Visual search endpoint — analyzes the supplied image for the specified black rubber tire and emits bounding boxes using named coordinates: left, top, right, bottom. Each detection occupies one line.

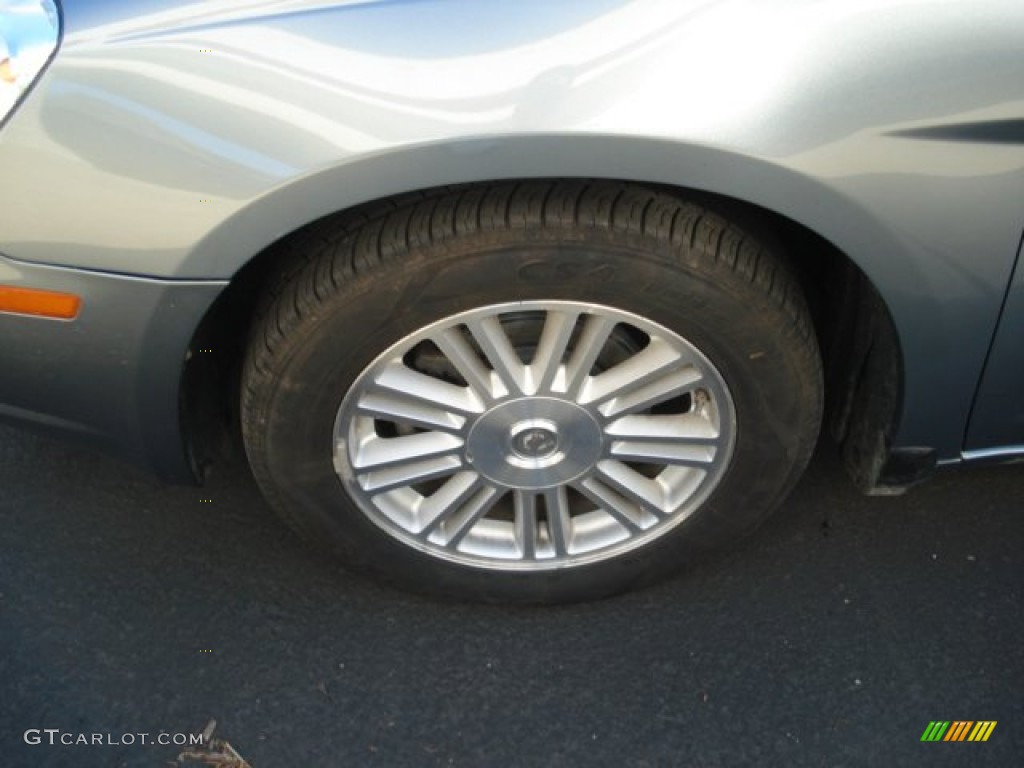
left=240, top=181, right=822, bottom=603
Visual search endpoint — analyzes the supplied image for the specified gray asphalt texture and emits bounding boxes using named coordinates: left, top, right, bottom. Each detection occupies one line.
left=0, top=425, right=1021, bottom=768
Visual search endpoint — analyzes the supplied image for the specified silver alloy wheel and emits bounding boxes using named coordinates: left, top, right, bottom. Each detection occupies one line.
left=332, top=301, right=736, bottom=571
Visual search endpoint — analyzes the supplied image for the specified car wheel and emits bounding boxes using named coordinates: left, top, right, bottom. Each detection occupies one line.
left=240, top=181, right=822, bottom=602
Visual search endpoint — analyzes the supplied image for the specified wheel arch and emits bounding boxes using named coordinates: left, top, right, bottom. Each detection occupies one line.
left=181, top=135, right=915, bottom=293
left=180, top=139, right=911, bottom=489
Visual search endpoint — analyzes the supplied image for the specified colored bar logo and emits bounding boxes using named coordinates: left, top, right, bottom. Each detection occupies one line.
left=921, top=721, right=997, bottom=742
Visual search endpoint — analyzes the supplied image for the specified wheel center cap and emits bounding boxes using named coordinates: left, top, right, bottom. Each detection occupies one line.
left=510, top=420, right=559, bottom=459
left=466, top=398, right=603, bottom=490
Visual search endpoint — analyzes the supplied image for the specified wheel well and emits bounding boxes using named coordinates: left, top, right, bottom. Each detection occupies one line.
left=181, top=179, right=905, bottom=490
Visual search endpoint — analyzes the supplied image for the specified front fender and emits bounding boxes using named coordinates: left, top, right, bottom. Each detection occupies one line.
left=0, top=0, right=1021, bottom=462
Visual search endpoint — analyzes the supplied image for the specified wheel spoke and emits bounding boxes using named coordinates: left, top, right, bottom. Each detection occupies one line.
left=357, top=391, right=466, bottom=433
left=352, top=431, right=463, bottom=471
left=466, top=316, right=527, bottom=396
left=606, top=413, right=718, bottom=467
left=606, top=413, right=719, bottom=441
left=358, top=455, right=464, bottom=493
left=528, top=310, right=579, bottom=395
left=564, top=314, right=618, bottom=397
left=592, top=460, right=667, bottom=517
left=573, top=477, right=646, bottom=532
left=598, top=366, right=702, bottom=418
left=431, top=327, right=497, bottom=400
left=608, top=441, right=714, bottom=468
left=418, top=471, right=485, bottom=534
left=581, top=339, right=698, bottom=416
left=513, top=490, right=538, bottom=559
left=374, top=360, right=484, bottom=415
left=543, top=486, right=572, bottom=556
left=439, top=484, right=507, bottom=548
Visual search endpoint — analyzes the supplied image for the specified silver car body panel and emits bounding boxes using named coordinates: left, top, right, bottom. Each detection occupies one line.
left=967, top=232, right=1024, bottom=452
left=0, top=0, right=1022, bottom=475
left=0, top=252, right=224, bottom=478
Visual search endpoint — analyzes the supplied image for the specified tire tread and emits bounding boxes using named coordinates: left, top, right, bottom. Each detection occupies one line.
left=240, top=180, right=823, bottom=597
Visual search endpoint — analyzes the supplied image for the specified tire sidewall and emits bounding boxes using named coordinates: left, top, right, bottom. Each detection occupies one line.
left=248, top=232, right=818, bottom=602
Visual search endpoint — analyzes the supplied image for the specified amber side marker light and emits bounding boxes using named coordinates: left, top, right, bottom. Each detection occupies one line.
left=0, top=286, right=81, bottom=319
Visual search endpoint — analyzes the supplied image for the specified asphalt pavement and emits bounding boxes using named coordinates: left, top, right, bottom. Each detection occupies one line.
left=1, top=425, right=1021, bottom=767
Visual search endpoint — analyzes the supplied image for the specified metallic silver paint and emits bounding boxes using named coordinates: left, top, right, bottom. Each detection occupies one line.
left=0, top=0, right=1022, bottom=472
left=0, top=251, right=225, bottom=480
left=961, top=446, right=1024, bottom=463
left=966, top=233, right=1024, bottom=452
